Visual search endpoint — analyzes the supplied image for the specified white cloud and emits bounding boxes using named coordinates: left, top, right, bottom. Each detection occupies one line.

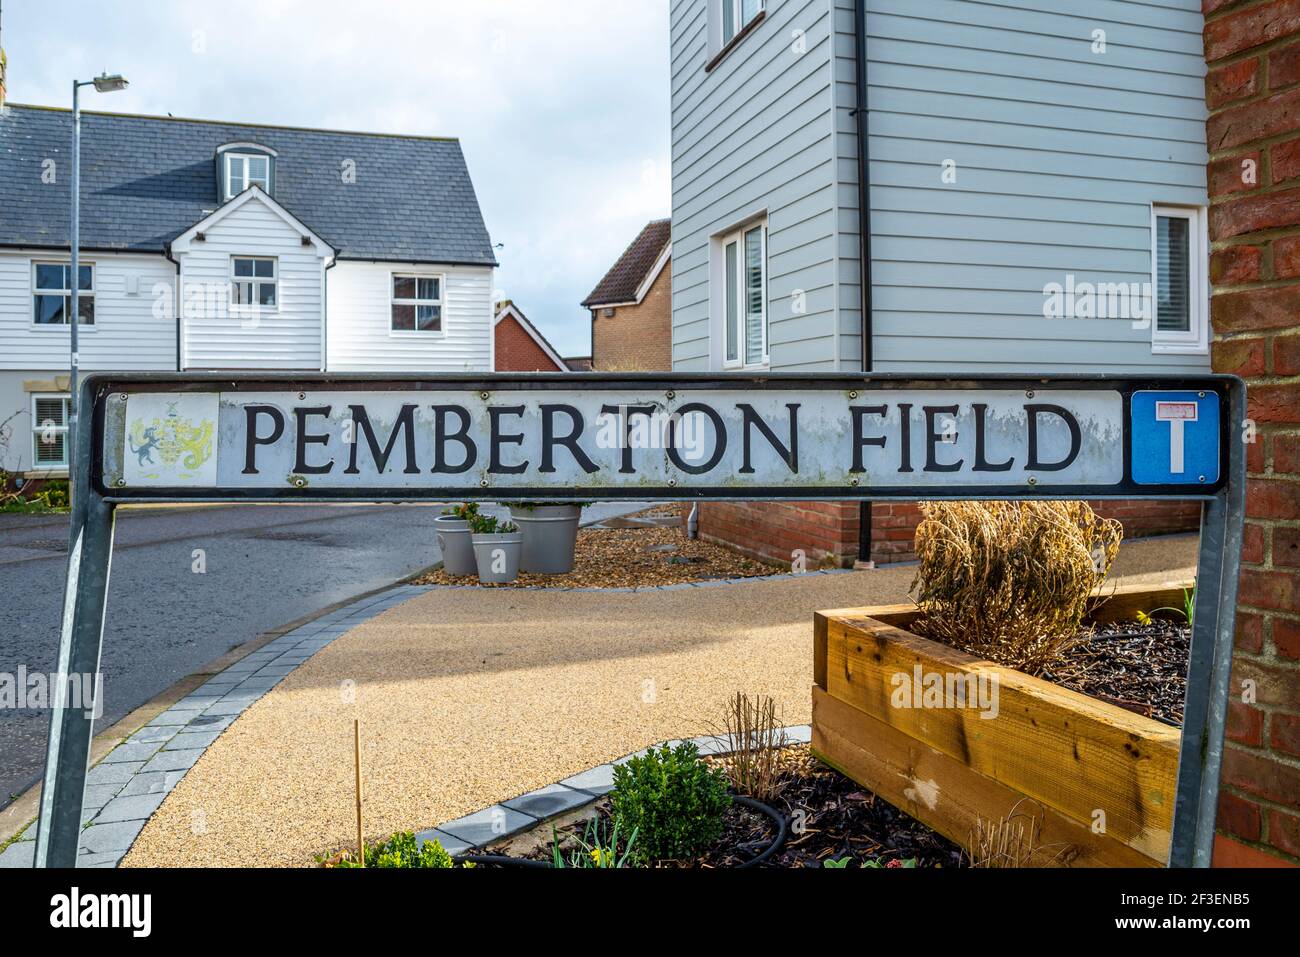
left=4, top=0, right=671, bottom=356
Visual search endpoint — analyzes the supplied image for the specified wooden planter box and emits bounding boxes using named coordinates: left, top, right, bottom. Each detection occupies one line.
left=812, top=582, right=1192, bottom=868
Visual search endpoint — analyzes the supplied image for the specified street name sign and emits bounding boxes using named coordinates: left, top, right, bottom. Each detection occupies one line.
left=35, top=373, right=1245, bottom=872
left=91, top=375, right=1231, bottom=501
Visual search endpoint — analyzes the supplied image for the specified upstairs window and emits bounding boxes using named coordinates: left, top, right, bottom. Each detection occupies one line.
left=721, top=221, right=767, bottom=368
left=32, top=262, right=94, bottom=325
left=230, top=256, right=278, bottom=309
left=225, top=152, right=271, bottom=200
left=31, top=394, right=71, bottom=469
left=722, top=0, right=764, bottom=45
left=391, top=274, right=443, bottom=333
left=1152, top=206, right=1208, bottom=353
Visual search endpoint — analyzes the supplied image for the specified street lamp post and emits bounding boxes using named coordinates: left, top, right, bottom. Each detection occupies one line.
left=68, top=73, right=127, bottom=477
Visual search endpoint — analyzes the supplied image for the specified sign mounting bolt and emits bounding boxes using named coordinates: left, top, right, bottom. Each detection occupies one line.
left=1027, top=476, right=1038, bottom=486
left=850, top=477, right=860, bottom=486
left=480, top=479, right=489, bottom=488
left=666, top=391, right=676, bottom=400
left=114, top=479, right=126, bottom=488
left=1026, top=390, right=1036, bottom=399
left=1199, top=476, right=1206, bottom=484
left=849, top=391, right=859, bottom=400
left=480, top=392, right=490, bottom=401
left=668, top=478, right=677, bottom=487
left=297, top=392, right=306, bottom=401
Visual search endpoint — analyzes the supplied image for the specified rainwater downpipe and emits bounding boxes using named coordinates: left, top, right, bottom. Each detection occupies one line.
left=854, top=0, right=875, bottom=566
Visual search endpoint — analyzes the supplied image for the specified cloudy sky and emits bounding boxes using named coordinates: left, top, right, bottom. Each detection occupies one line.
left=2, top=0, right=671, bottom=357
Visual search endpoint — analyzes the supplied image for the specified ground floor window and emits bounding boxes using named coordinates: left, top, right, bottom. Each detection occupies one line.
left=31, top=394, right=71, bottom=469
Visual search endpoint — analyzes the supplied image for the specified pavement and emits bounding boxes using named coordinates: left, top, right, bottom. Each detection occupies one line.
left=90, top=532, right=1196, bottom=868
left=0, top=501, right=650, bottom=809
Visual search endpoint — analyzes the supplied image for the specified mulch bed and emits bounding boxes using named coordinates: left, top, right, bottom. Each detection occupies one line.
left=414, top=508, right=782, bottom=589
left=486, top=744, right=965, bottom=869
left=1047, top=618, right=1190, bottom=726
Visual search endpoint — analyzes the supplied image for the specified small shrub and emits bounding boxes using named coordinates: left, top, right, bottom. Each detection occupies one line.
left=610, top=742, right=731, bottom=862
left=329, top=832, right=459, bottom=868
left=910, top=501, right=1122, bottom=675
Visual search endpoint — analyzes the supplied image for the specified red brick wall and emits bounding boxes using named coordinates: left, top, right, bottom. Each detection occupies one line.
left=592, top=260, right=673, bottom=371
left=693, top=499, right=1199, bottom=569
left=1204, top=0, right=1300, bottom=868
left=494, top=314, right=564, bottom=372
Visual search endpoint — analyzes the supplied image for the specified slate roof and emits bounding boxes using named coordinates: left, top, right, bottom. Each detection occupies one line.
left=582, top=218, right=671, bottom=307
left=0, top=103, right=497, bottom=265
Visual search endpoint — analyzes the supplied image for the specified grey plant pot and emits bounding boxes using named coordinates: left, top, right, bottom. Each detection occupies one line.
left=436, top=516, right=478, bottom=576
left=471, top=533, right=523, bottom=584
left=511, top=505, right=582, bottom=574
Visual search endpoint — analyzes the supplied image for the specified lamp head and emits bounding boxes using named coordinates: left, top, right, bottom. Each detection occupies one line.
left=91, top=73, right=128, bottom=93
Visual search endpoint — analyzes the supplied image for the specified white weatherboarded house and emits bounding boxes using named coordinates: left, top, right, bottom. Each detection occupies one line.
left=0, top=105, right=497, bottom=478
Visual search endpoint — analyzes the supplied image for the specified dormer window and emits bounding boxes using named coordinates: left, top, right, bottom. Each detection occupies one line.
left=217, top=144, right=277, bottom=201
left=226, top=154, right=270, bottom=198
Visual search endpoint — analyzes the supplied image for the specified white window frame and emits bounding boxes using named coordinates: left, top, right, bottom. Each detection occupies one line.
left=31, top=260, right=95, bottom=329
left=1151, top=205, right=1209, bottom=355
left=30, top=393, right=71, bottom=470
left=719, top=220, right=769, bottom=370
left=389, top=271, right=447, bottom=336
left=719, top=0, right=764, bottom=47
left=229, top=256, right=279, bottom=312
left=224, top=152, right=271, bottom=200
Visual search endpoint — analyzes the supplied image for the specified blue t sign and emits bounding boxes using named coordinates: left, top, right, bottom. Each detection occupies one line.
left=1131, top=391, right=1221, bottom=485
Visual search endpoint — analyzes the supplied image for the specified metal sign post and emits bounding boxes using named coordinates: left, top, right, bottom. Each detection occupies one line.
left=35, top=372, right=1245, bottom=868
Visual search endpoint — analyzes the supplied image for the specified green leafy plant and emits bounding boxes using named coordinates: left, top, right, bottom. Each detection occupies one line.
left=551, top=816, right=639, bottom=868
left=861, top=857, right=918, bottom=869
left=328, top=832, right=466, bottom=868
left=1136, top=586, right=1196, bottom=630
left=823, top=857, right=852, bottom=868
left=467, top=513, right=518, bottom=535
left=441, top=502, right=480, bottom=521
left=610, top=742, right=731, bottom=862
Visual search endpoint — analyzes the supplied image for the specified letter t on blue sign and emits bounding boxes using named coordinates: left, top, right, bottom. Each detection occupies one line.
left=1131, top=391, right=1221, bottom=485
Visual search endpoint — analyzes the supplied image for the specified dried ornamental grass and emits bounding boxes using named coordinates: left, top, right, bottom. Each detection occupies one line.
left=718, top=693, right=789, bottom=804
left=910, top=501, right=1122, bottom=675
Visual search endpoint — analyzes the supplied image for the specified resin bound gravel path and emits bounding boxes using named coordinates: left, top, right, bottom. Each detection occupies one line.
left=119, top=535, right=1196, bottom=868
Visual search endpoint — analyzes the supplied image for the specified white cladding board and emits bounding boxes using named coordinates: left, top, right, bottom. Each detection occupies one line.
left=96, top=378, right=1229, bottom=499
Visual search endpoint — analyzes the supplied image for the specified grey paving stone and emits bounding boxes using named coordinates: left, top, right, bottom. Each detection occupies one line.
left=784, top=725, right=812, bottom=744
left=0, top=842, right=34, bottom=868
left=231, top=676, right=281, bottom=693
left=93, top=793, right=166, bottom=825
left=184, top=714, right=236, bottom=732
left=559, top=763, right=616, bottom=796
left=689, top=735, right=729, bottom=755
left=202, top=698, right=257, bottom=716
left=79, top=819, right=145, bottom=855
left=173, top=695, right=222, bottom=711
left=502, top=784, right=595, bottom=820
left=128, top=725, right=179, bottom=745
left=76, top=851, right=124, bottom=868
left=436, top=805, right=536, bottom=846
left=147, top=708, right=204, bottom=728
left=252, top=665, right=296, bottom=678
left=86, top=761, right=145, bottom=786
left=414, top=828, right=473, bottom=857
left=118, top=770, right=185, bottom=797
left=83, top=783, right=124, bottom=808
left=141, top=749, right=205, bottom=774
left=164, top=730, right=220, bottom=751
left=100, top=741, right=162, bottom=764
